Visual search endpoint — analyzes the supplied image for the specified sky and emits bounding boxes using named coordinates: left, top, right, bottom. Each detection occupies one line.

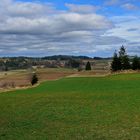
left=0, top=0, right=140, bottom=57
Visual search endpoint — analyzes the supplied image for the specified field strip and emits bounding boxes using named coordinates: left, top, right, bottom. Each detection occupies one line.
left=66, top=73, right=110, bottom=78
left=0, top=75, right=68, bottom=94
left=1, top=71, right=140, bottom=94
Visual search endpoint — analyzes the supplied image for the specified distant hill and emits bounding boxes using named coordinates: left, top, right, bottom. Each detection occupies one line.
left=42, top=55, right=92, bottom=60
left=93, top=57, right=112, bottom=60
left=0, top=55, right=113, bottom=61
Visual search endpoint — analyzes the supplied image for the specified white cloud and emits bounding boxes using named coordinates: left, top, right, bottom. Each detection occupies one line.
left=107, top=16, right=140, bottom=42
left=121, top=3, right=139, bottom=10
left=0, top=0, right=56, bottom=17
left=105, top=16, right=140, bottom=55
left=104, top=0, right=120, bottom=6
left=0, top=0, right=139, bottom=56
left=65, top=3, right=100, bottom=13
left=0, top=13, right=113, bottom=35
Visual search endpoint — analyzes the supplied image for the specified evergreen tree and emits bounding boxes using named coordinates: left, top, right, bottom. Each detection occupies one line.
left=31, top=73, right=38, bottom=85
left=123, top=55, right=130, bottom=69
left=85, top=61, right=91, bottom=70
left=119, top=45, right=126, bottom=57
left=132, top=56, right=140, bottom=70
left=119, top=46, right=130, bottom=70
left=111, top=50, right=121, bottom=71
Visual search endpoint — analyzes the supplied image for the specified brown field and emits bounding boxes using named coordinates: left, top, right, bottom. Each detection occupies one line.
left=0, top=68, right=75, bottom=90
left=0, top=68, right=111, bottom=92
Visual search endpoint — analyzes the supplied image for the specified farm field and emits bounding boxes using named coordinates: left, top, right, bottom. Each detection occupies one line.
left=1, top=73, right=140, bottom=139
left=0, top=68, right=110, bottom=91
left=0, top=68, right=76, bottom=90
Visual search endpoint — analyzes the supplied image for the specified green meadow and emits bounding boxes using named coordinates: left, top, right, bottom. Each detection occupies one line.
left=1, top=73, right=140, bottom=140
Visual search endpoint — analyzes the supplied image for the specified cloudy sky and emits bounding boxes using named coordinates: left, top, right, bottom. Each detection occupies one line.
left=0, top=0, right=140, bottom=57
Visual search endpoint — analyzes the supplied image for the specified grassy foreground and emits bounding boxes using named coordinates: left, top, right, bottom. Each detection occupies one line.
left=1, top=73, right=140, bottom=140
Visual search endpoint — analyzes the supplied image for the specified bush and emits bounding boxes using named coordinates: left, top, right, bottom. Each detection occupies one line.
left=31, top=73, right=38, bottom=85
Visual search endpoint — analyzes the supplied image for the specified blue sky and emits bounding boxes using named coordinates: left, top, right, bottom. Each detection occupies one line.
left=0, top=0, right=140, bottom=57
left=19, top=0, right=140, bottom=16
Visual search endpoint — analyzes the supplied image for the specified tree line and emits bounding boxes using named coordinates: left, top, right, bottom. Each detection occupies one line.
left=111, top=46, right=140, bottom=71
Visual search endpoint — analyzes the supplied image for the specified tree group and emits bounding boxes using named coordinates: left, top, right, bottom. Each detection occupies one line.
left=111, top=46, right=140, bottom=71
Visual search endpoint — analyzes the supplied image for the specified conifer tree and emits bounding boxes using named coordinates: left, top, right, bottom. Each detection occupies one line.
left=132, top=56, right=140, bottom=70
left=31, top=73, right=38, bottom=85
left=119, top=46, right=130, bottom=70
left=85, top=61, right=91, bottom=70
left=111, top=50, right=121, bottom=71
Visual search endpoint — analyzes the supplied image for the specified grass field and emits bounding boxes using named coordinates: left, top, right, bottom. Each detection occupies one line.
left=0, top=73, right=140, bottom=140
